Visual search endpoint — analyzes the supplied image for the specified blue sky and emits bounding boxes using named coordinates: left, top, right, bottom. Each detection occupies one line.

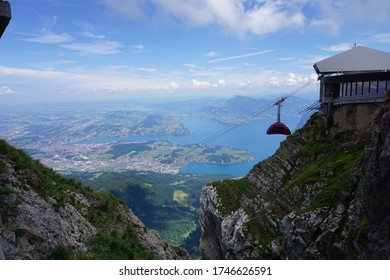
left=1, top=0, right=390, bottom=103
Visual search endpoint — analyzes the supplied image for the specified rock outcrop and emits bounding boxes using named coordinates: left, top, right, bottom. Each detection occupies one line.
left=0, top=140, right=189, bottom=260
left=200, top=100, right=390, bottom=259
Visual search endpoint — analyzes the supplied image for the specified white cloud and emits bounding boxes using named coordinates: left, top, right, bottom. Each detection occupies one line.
left=206, top=51, right=218, bottom=57
left=322, top=43, right=354, bottom=52
left=269, top=72, right=318, bottom=87
left=100, top=0, right=390, bottom=38
left=0, top=66, right=72, bottom=79
left=192, top=78, right=226, bottom=89
left=0, top=86, right=15, bottom=95
left=131, top=44, right=145, bottom=50
left=269, top=77, right=280, bottom=87
left=184, top=64, right=197, bottom=68
left=0, top=65, right=179, bottom=95
left=21, top=29, right=123, bottom=56
left=208, top=49, right=275, bottom=63
left=217, top=79, right=226, bottom=87
left=191, top=79, right=211, bottom=89
left=169, top=81, right=179, bottom=89
left=308, top=0, right=390, bottom=34
left=74, top=20, right=107, bottom=39
left=62, top=41, right=123, bottom=55
left=22, top=32, right=73, bottom=44
left=277, top=57, right=296, bottom=61
left=239, top=80, right=250, bottom=88
left=100, top=0, right=306, bottom=37
left=244, top=1, right=305, bottom=35
left=81, top=31, right=106, bottom=39
left=137, top=67, right=157, bottom=73
left=369, top=32, right=390, bottom=43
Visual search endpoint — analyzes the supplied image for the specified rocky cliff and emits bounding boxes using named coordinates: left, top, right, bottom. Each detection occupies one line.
left=0, top=140, right=189, bottom=260
left=200, top=99, right=390, bottom=259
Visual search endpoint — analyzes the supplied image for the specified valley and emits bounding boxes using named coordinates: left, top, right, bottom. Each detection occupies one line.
left=0, top=100, right=260, bottom=175
left=69, top=170, right=232, bottom=258
left=0, top=95, right=313, bottom=258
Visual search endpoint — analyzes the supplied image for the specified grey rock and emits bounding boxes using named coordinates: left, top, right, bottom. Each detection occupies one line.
left=200, top=100, right=390, bottom=259
left=0, top=150, right=189, bottom=260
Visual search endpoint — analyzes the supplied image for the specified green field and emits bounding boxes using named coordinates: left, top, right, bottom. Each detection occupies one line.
left=69, top=170, right=233, bottom=258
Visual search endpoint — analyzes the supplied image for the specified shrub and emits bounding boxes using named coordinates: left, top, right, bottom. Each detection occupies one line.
left=87, top=225, right=154, bottom=260
left=48, top=244, right=72, bottom=260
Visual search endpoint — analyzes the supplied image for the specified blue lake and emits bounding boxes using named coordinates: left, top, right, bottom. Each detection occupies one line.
left=81, top=116, right=302, bottom=176
left=179, top=117, right=301, bottom=176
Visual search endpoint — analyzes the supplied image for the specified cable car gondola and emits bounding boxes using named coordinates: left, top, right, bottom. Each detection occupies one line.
left=266, top=97, right=291, bottom=135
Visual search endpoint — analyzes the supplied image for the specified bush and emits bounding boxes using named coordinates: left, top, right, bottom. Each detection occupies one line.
left=48, top=245, right=72, bottom=260
left=87, top=225, right=154, bottom=260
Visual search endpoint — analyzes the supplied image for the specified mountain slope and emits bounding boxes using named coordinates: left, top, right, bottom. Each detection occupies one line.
left=0, top=140, right=189, bottom=260
left=200, top=99, right=390, bottom=259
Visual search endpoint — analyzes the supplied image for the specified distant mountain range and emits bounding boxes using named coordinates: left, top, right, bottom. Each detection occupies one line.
left=158, top=94, right=316, bottom=124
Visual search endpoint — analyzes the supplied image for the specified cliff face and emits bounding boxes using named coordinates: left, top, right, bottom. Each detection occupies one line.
left=0, top=140, right=189, bottom=260
left=200, top=100, right=390, bottom=259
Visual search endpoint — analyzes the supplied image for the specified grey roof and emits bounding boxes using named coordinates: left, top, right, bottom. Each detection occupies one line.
left=313, top=46, right=390, bottom=74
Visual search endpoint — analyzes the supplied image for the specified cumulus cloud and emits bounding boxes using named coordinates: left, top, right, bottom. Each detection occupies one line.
left=269, top=72, right=318, bottom=87
left=244, top=1, right=305, bottom=35
left=192, top=78, right=226, bottom=89
left=269, top=77, right=280, bottom=87
left=217, top=79, right=226, bottom=87
left=191, top=79, right=211, bottom=89
left=169, top=81, right=179, bottom=89
left=100, top=0, right=390, bottom=37
left=100, top=0, right=306, bottom=37
left=191, top=79, right=226, bottom=89
left=0, top=86, right=15, bottom=95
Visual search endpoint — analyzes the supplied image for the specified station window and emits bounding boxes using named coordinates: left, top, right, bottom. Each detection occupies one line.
left=350, top=82, right=357, bottom=96
left=340, top=83, right=345, bottom=97
left=357, top=81, right=363, bottom=95
left=378, top=81, right=387, bottom=93
left=346, top=82, right=351, bottom=96
left=337, top=80, right=389, bottom=98
left=363, top=81, right=370, bottom=94
left=369, top=81, right=378, bottom=93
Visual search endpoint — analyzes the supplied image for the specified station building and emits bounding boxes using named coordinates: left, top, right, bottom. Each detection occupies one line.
left=313, top=46, right=390, bottom=114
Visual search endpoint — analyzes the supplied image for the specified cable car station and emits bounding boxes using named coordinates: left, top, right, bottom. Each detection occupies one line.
left=313, top=46, right=390, bottom=115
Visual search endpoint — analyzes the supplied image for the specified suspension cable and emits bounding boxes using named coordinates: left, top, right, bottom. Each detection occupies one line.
left=181, top=81, right=312, bottom=157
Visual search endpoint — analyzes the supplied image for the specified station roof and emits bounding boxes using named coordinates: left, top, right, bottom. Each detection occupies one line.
left=313, top=46, right=390, bottom=75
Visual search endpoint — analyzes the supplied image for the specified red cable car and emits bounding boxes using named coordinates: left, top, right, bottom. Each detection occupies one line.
left=266, top=97, right=291, bottom=135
